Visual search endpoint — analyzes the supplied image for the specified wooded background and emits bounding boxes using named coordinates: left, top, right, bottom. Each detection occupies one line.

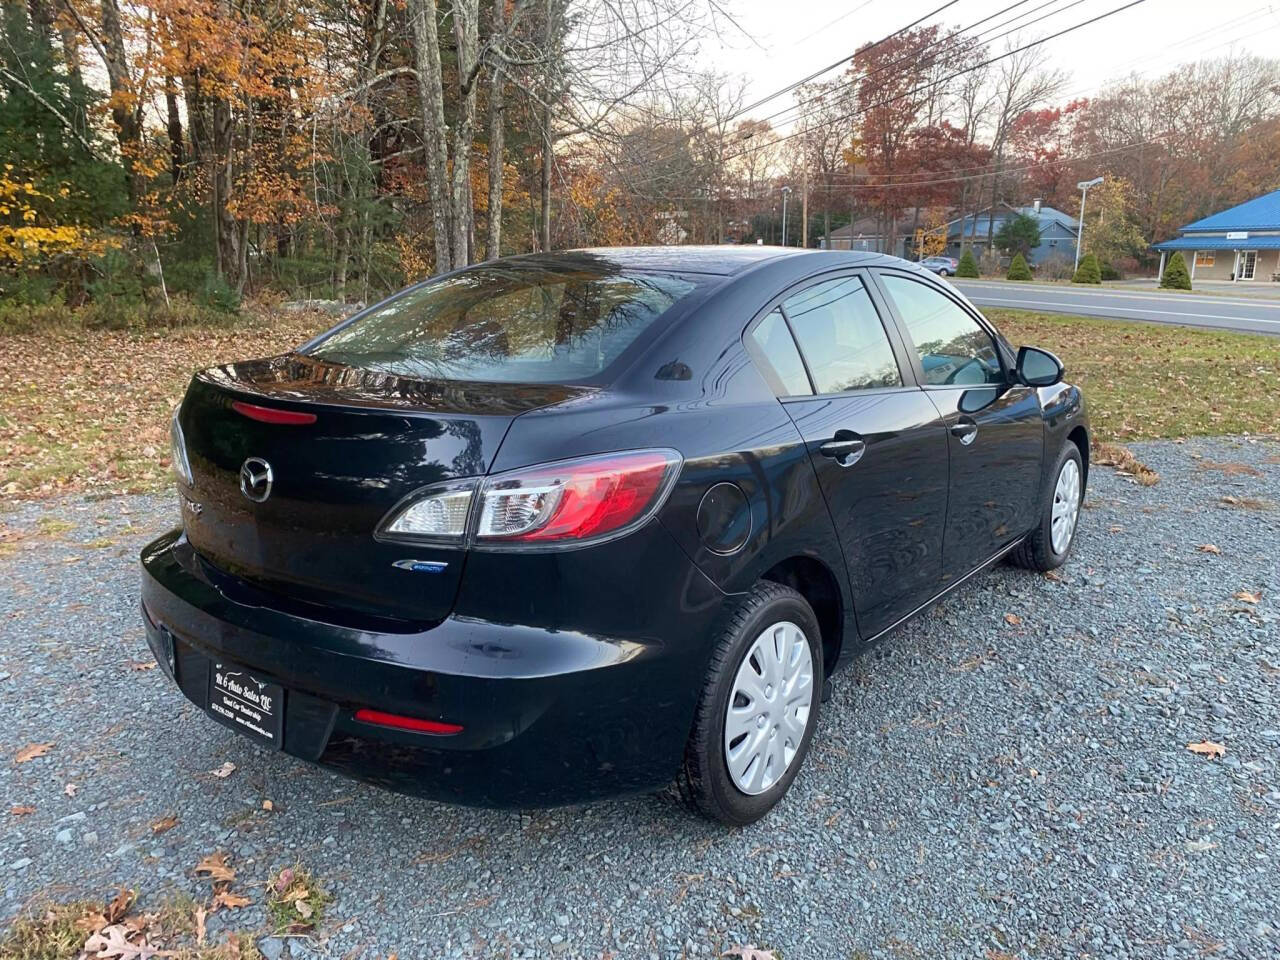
left=1, top=0, right=1278, bottom=322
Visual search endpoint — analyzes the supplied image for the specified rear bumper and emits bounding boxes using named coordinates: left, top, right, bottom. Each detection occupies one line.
left=140, top=528, right=729, bottom=807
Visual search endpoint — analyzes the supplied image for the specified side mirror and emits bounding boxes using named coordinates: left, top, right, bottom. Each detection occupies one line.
left=1016, top=346, right=1064, bottom=387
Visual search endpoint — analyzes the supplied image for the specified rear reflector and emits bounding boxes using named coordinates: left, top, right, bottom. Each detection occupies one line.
left=353, top=708, right=463, bottom=735
left=232, top=400, right=317, bottom=425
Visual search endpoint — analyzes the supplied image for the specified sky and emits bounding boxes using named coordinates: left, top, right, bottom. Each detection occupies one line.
left=701, top=0, right=1280, bottom=131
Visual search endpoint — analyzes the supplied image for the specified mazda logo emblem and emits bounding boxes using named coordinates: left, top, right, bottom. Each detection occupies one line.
left=239, top=457, right=273, bottom=503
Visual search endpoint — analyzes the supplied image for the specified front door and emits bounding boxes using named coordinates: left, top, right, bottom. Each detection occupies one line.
left=874, top=270, right=1044, bottom=583
left=751, top=273, right=949, bottom=638
left=1239, top=250, right=1257, bottom=280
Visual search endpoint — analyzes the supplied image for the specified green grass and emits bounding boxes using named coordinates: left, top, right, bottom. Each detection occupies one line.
left=988, top=309, right=1280, bottom=441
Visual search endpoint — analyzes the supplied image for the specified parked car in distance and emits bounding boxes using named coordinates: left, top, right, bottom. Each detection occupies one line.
left=142, top=247, right=1089, bottom=825
left=921, top=255, right=961, bottom=276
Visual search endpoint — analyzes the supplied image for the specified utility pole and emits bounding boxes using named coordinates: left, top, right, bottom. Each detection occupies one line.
left=1075, top=176, right=1103, bottom=272
left=781, top=185, right=791, bottom=246
left=801, top=164, right=808, bottom=249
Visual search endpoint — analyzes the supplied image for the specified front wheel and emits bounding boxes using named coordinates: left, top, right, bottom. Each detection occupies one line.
left=937, top=268, right=951, bottom=276
left=1010, top=442, right=1083, bottom=571
left=675, top=582, right=822, bottom=825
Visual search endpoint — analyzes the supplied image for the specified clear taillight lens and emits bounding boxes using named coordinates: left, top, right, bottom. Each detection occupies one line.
left=170, top=407, right=193, bottom=486
left=375, top=450, right=681, bottom=549
left=379, top=482, right=475, bottom=542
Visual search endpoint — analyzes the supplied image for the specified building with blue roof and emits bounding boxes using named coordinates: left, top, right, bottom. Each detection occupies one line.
left=1153, top=189, right=1280, bottom=282
left=942, top=201, right=1079, bottom=267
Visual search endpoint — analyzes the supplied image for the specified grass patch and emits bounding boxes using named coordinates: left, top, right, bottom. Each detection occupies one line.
left=988, top=309, right=1280, bottom=441
left=0, top=901, right=98, bottom=960
left=265, top=866, right=327, bottom=934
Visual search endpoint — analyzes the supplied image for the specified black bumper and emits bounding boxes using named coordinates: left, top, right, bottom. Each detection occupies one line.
left=140, top=528, right=730, bottom=807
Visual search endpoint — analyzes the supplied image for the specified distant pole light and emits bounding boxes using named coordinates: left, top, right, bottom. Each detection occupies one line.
left=1075, top=176, right=1104, bottom=272
left=781, top=185, right=792, bottom=247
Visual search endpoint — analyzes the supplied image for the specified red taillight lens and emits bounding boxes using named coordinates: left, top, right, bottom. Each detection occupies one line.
left=476, top=449, right=681, bottom=546
left=353, top=708, right=463, bottom=735
left=231, top=401, right=317, bottom=425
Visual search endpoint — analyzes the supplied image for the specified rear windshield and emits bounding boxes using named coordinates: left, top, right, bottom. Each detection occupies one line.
left=304, top=262, right=701, bottom=383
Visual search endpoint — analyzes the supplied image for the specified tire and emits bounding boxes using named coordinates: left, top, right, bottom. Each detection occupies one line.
left=1010, top=442, right=1084, bottom=571
left=938, top=268, right=950, bottom=276
left=675, top=582, right=823, bottom=825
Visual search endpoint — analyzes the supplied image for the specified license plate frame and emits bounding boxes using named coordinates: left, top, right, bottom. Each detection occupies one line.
left=206, top=661, right=284, bottom=750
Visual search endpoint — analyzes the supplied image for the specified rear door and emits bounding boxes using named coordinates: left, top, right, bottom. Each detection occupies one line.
left=873, top=270, right=1044, bottom=581
left=746, top=271, right=949, bottom=638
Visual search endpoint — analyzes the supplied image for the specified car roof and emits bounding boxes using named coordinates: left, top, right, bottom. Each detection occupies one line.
left=565, top=245, right=905, bottom=276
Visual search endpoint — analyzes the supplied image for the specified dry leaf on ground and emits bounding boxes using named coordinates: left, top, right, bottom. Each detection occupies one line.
left=1197, top=544, right=1221, bottom=554
left=723, top=947, right=778, bottom=960
left=1004, top=613, right=1022, bottom=626
left=193, top=852, right=235, bottom=884
left=10, top=804, right=36, bottom=816
left=1187, top=740, right=1226, bottom=759
left=210, top=761, right=236, bottom=779
left=104, top=889, right=135, bottom=925
left=150, top=815, right=178, bottom=834
left=65, top=782, right=79, bottom=796
left=212, top=890, right=251, bottom=911
left=14, top=742, right=53, bottom=763
left=194, top=905, right=206, bottom=947
left=129, top=661, right=157, bottom=671
left=1233, top=590, right=1261, bottom=604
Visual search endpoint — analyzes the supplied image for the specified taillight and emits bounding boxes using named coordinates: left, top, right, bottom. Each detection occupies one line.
left=375, top=449, right=682, bottom=549
left=354, top=708, right=463, bottom=735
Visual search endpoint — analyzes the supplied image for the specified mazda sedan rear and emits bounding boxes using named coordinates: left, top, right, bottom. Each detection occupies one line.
left=142, top=247, right=1089, bottom=824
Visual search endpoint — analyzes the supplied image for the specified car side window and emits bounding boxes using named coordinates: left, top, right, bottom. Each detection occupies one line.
left=879, top=274, right=1004, bottom=387
left=782, top=276, right=902, bottom=394
left=747, top=308, right=813, bottom=396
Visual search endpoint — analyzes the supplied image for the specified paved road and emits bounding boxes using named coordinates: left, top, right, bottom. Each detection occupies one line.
left=952, top=279, right=1280, bottom=336
left=2, top=437, right=1279, bottom=959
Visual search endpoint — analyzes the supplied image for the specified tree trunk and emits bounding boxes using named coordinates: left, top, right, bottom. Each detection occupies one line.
left=450, top=0, right=479, bottom=268
left=211, top=92, right=242, bottom=291
left=538, top=0, right=556, bottom=252
left=483, top=0, right=506, bottom=260
left=99, top=0, right=140, bottom=205
left=164, top=75, right=185, bottom=184
left=408, top=0, right=453, bottom=273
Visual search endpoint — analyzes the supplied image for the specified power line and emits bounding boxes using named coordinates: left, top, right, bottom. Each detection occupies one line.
left=793, top=0, right=879, bottom=45
left=721, top=0, right=1149, bottom=164
left=727, top=0, right=963, bottom=121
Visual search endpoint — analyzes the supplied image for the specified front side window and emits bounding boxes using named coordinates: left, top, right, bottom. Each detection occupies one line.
left=1195, top=250, right=1215, bottom=267
left=781, top=276, right=902, bottom=394
left=879, top=274, right=1003, bottom=387
left=306, top=263, right=701, bottom=383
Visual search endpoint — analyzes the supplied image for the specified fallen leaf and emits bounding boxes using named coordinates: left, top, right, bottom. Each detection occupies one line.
left=1003, top=613, right=1022, bottom=626
left=295, top=899, right=313, bottom=919
left=194, top=906, right=206, bottom=947
left=723, top=947, right=778, bottom=960
left=10, top=805, right=36, bottom=816
left=261, top=799, right=274, bottom=811
left=1187, top=740, right=1226, bottom=759
left=64, top=783, right=79, bottom=797
left=104, top=888, right=135, bottom=924
left=273, top=867, right=295, bottom=894
left=1233, top=590, right=1261, bottom=604
left=82, top=922, right=176, bottom=959
left=194, top=852, right=235, bottom=885
left=14, top=742, right=53, bottom=764
left=1185, top=838, right=1219, bottom=853
left=129, top=661, right=157, bottom=671
left=1107, top=524, right=1123, bottom=533
left=151, top=815, right=178, bottom=834
left=210, top=761, right=236, bottom=779
left=1197, top=544, right=1221, bottom=554
left=212, top=890, right=250, bottom=911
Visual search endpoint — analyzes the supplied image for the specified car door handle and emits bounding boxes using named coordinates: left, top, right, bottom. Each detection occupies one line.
left=950, top=419, right=978, bottom=445
left=818, top=435, right=866, bottom=467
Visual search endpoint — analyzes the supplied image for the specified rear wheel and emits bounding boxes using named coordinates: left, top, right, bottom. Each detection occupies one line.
left=937, top=268, right=951, bottom=276
left=675, top=582, right=822, bottom=825
left=1010, top=442, right=1083, bottom=571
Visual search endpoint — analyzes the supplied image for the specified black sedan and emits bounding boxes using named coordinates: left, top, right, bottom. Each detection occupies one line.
left=142, top=247, right=1089, bottom=825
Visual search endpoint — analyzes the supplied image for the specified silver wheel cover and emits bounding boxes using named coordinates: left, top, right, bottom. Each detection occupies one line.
left=1050, top=457, right=1081, bottom=555
left=724, top=621, right=815, bottom=796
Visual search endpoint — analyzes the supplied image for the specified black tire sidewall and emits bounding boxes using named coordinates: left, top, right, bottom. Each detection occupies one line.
left=700, top=591, right=823, bottom=825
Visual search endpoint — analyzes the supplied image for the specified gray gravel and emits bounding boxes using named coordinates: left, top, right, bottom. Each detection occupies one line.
left=2, top=436, right=1278, bottom=959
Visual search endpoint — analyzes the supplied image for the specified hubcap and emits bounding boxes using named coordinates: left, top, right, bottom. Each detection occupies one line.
left=1050, top=457, right=1081, bottom=554
left=724, top=621, right=815, bottom=796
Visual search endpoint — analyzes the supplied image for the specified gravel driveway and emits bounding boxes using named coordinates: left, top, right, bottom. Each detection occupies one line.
left=2, top=437, right=1278, bottom=959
